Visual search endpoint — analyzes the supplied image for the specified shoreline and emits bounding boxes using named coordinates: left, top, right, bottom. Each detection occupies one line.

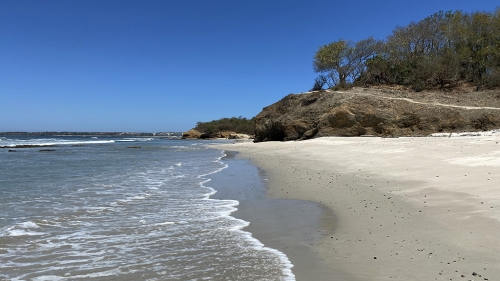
left=208, top=152, right=349, bottom=280
left=211, top=135, right=500, bottom=280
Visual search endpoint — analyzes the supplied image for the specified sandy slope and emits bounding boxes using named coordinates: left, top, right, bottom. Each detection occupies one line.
left=212, top=133, right=500, bottom=280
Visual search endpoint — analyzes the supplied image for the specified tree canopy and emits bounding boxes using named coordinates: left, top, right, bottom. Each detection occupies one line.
left=313, top=37, right=382, bottom=89
left=312, top=8, right=500, bottom=91
left=194, top=116, right=255, bottom=135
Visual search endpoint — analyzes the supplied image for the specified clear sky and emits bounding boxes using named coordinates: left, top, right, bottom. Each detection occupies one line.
left=1, top=0, right=499, bottom=132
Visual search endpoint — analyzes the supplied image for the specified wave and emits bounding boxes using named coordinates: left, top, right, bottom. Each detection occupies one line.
left=198, top=150, right=296, bottom=281
left=0, top=221, right=45, bottom=237
left=0, top=144, right=296, bottom=280
left=0, top=139, right=115, bottom=148
left=116, top=138, right=155, bottom=142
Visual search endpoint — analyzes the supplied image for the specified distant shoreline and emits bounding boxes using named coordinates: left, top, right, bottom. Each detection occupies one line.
left=0, top=132, right=183, bottom=137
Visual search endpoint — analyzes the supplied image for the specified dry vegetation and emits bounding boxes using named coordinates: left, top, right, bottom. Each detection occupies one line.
left=351, top=84, right=500, bottom=108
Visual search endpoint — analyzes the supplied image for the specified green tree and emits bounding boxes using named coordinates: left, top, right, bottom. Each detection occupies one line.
left=313, top=37, right=382, bottom=88
left=383, top=11, right=457, bottom=89
left=316, top=8, right=500, bottom=91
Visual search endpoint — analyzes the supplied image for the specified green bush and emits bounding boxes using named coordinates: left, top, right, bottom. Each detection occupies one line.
left=194, top=117, right=255, bottom=135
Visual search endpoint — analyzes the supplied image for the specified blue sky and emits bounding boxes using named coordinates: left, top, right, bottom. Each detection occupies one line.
left=1, top=0, right=499, bottom=132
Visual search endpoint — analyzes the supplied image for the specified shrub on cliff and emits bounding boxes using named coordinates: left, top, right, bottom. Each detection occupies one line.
left=193, top=116, right=255, bottom=135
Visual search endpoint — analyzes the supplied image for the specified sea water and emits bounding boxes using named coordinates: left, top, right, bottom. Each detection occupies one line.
left=0, top=136, right=294, bottom=280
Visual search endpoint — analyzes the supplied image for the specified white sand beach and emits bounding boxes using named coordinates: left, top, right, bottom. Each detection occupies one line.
left=213, top=132, right=500, bottom=280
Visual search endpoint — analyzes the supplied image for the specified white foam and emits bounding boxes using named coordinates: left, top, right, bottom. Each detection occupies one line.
left=431, top=129, right=500, bottom=138
left=1, top=139, right=115, bottom=147
left=19, top=221, right=40, bottom=229
left=31, top=275, right=64, bottom=281
left=153, top=221, right=175, bottom=226
left=0, top=221, right=45, bottom=237
left=129, top=195, right=146, bottom=200
left=199, top=149, right=296, bottom=281
left=6, top=229, right=44, bottom=236
left=117, top=137, right=154, bottom=142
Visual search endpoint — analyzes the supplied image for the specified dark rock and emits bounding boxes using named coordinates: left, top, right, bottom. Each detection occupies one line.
left=39, top=149, right=55, bottom=152
left=127, top=146, right=141, bottom=148
left=8, top=150, right=16, bottom=152
left=1, top=144, right=56, bottom=149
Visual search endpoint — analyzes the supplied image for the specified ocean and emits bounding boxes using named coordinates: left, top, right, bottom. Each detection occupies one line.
left=0, top=136, right=294, bottom=281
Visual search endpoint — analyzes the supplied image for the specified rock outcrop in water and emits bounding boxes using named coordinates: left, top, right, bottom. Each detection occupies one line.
left=182, top=129, right=204, bottom=139
left=253, top=87, right=500, bottom=142
left=182, top=129, right=253, bottom=140
left=0, top=144, right=56, bottom=149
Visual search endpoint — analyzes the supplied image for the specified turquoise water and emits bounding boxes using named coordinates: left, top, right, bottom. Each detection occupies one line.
left=0, top=136, right=294, bottom=280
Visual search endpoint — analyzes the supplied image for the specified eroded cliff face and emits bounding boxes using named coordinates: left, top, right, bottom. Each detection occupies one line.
left=254, top=88, right=500, bottom=142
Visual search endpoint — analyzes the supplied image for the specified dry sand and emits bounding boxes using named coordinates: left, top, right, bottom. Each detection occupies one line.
left=212, top=132, right=500, bottom=281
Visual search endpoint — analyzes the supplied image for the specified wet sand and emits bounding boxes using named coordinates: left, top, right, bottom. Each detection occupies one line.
left=209, top=152, right=352, bottom=280
left=211, top=133, right=500, bottom=280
